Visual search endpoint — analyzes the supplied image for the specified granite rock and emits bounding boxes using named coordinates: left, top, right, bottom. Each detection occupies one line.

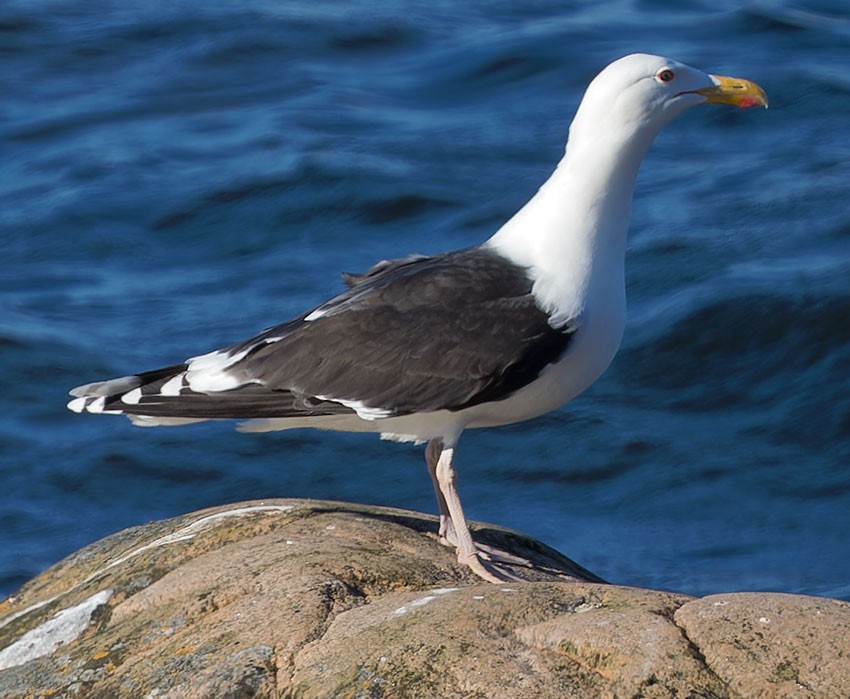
left=0, top=499, right=847, bottom=698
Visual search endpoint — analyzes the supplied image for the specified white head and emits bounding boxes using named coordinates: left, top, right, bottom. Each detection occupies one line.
left=567, top=53, right=767, bottom=160
left=487, top=53, right=766, bottom=287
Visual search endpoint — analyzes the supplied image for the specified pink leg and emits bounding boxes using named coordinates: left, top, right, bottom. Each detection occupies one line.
left=425, top=439, right=457, bottom=546
left=427, top=439, right=520, bottom=583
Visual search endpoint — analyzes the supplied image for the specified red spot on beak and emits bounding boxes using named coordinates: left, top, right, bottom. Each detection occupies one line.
left=737, top=95, right=764, bottom=110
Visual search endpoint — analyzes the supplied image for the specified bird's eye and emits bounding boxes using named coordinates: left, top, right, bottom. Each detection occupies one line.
left=657, top=69, right=675, bottom=83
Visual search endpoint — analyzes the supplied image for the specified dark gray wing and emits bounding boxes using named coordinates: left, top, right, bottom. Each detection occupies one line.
left=85, top=246, right=577, bottom=420
left=223, top=245, right=576, bottom=414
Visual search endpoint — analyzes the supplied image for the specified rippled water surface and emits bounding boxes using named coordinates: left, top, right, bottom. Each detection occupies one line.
left=3, top=0, right=850, bottom=600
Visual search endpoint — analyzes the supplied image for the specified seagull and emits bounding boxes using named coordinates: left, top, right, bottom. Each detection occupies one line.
left=68, top=53, right=767, bottom=582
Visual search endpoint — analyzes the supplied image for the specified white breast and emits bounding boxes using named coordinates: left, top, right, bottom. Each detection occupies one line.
left=465, top=268, right=626, bottom=429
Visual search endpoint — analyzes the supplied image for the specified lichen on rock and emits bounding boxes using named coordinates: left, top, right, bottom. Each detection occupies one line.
left=1, top=499, right=848, bottom=698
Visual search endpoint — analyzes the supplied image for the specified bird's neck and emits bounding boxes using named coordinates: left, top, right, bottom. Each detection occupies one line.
left=486, top=127, right=654, bottom=321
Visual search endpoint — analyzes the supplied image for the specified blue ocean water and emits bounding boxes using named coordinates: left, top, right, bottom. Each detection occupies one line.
left=3, top=0, right=849, bottom=601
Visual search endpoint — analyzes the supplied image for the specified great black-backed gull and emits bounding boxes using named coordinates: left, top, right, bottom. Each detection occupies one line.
left=68, top=54, right=767, bottom=582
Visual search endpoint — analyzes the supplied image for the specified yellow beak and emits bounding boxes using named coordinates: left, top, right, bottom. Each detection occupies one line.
left=694, top=75, right=769, bottom=109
